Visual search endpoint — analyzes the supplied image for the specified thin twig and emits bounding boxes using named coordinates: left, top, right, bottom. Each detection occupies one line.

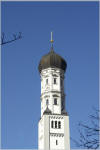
left=1, top=32, right=22, bottom=45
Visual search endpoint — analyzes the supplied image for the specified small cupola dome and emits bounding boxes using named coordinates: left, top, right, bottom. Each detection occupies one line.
left=38, top=32, right=67, bottom=73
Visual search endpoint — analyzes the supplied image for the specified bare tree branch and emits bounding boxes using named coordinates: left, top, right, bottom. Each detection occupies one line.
left=1, top=32, right=22, bottom=45
left=71, top=108, right=100, bottom=149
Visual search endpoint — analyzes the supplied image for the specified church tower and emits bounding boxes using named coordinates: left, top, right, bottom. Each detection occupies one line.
left=38, top=32, right=70, bottom=150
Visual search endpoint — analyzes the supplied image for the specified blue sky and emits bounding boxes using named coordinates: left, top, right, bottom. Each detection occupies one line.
left=1, top=1, right=99, bottom=149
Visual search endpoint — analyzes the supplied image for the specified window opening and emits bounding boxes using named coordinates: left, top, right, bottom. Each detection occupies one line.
left=56, top=140, right=58, bottom=145
left=51, top=121, right=53, bottom=128
left=54, top=78, right=56, bottom=84
left=55, top=121, right=57, bottom=128
left=58, top=121, right=61, bottom=129
left=54, top=98, right=57, bottom=105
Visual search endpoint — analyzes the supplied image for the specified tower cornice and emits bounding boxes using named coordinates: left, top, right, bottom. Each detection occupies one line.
left=40, top=91, right=66, bottom=99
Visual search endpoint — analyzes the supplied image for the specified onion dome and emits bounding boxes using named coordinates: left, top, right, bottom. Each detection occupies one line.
left=38, top=32, right=67, bottom=73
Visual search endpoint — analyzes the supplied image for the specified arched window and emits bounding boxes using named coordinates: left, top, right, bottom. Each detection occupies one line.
left=55, top=121, right=57, bottom=128
left=58, top=121, right=61, bottom=129
left=54, top=98, right=57, bottom=105
left=51, top=121, right=53, bottom=128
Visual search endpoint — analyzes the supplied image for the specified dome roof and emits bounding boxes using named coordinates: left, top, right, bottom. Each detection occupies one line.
left=38, top=48, right=67, bottom=73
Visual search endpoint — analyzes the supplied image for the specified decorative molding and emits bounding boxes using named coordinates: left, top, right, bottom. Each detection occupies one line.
left=53, top=94, right=59, bottom=97
left=50, top=115, right=63, bottom=119
left=52, top=74, right=58, bottom=77
left=41, top=91, right=62, bottom=97
left=44, top=95, right=50, bottom=98
left=50, top=133, right=64, bottom=137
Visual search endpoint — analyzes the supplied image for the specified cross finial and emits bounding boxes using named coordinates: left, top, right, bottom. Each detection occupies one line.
left=50, top=32, right=54, bottom=50
left=50, top=32, right=54, bottom=43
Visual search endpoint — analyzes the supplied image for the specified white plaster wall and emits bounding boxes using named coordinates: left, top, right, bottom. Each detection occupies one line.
left=50, top=135, right=64, bottom=150
left=38, top=115, right=50, bottom=150
left=64, top=116, right=70, bottom=150
left=50, top=116, right=64, bottom=133
left=50, top=115, right=70, bottom=150
left=41, top=68, right=64, bottom=94
left=38, top=117, right=44, bottom=150
left=53, top=96, right=61, bottom=114
left=38, top=114, right=70, bottom=150
left=43, top=115, right=50, bottom=150
left=41, top=92, right=62, bottom=116
left=40, top=68, right=64, bottom=116
left=38, top=67, right=70, bottom=150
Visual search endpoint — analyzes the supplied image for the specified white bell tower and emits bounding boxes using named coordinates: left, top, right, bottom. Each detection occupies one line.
left=38, top=32, right=70, bottom=150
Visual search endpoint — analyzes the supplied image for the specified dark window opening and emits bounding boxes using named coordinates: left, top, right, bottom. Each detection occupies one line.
left=54, top=78, right=56, bottom=84
left=51, top=121, right=53, bottom=128
left=56, top=140, right=58, bottom=145
left=58, top=121, right=61, bottom=129
left=55, top=121, right=57, bottom=128
left=54, top=98, right=57, bottom=105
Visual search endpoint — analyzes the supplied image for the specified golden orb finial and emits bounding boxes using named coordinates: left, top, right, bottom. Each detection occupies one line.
left=50, top=32, right=54, bottom=50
